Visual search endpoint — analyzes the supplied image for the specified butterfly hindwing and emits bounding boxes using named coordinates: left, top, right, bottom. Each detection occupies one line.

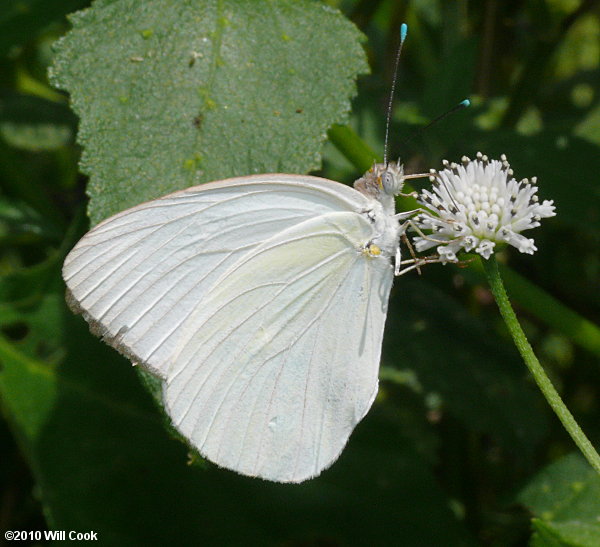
left=165, top=211, right=394, bottom=482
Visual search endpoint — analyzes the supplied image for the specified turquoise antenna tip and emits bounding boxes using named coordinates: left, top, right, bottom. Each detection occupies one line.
left=461, top=99, right=471, bottom=107
left=400, top=23, right=408, bottom=42
left=384, top=23, right=409, bottom=165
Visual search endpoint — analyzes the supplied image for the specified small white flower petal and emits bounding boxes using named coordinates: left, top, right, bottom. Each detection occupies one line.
left=438, top=247, right=458, bottom=263
left=537, top=200, right=556, bottom=217
left=476, top=240, right=496, bottom=259
left=512, top=234, right=537, bottom=254
left=463, top=235, right=479, bottom=252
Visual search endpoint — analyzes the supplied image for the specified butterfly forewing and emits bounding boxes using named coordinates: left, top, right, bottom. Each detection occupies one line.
left=62, top=175, right=370, bottom=378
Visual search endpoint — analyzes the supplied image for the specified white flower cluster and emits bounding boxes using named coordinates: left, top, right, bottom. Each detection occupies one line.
left=412, top=153, right=556, bottom=262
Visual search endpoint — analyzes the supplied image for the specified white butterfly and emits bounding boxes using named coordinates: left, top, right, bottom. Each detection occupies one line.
left=63, top=162, right=422, bottom=483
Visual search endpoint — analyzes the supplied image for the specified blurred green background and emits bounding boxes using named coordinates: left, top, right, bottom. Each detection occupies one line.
left=1, top=0, right=599, bottom=545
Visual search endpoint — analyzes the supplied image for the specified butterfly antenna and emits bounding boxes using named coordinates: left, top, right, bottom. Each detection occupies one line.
left=383, top=23, right=408, bottom=167
left=405, top=100, right=471, bottom=211
left=400, top=99, right=471, bottom=147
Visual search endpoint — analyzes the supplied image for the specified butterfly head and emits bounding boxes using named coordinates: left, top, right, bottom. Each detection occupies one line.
left=353, top=161, right=405, bottom=200
left=354, top=161, right=404, bottom=198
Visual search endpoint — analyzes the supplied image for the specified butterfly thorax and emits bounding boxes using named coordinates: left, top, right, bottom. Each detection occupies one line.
left=362, top=200, right=401, bottom=258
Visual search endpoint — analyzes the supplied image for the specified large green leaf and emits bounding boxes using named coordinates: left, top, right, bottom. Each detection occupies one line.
left=50, top=0, right=369, bottom=225
left=518, top=453, right=600, bottom=547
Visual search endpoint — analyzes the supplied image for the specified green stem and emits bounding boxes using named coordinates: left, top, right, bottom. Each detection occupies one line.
left=327, top=124, right=379, bottom=173
left=482, top=255, right=600, bottom=475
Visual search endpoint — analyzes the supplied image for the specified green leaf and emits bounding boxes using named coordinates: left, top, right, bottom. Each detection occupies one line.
left=0, top=338, right=59, bottom=442
left=50, top=0, right=369, bottom=225
left=532, top=519, right=600, bottom=547
left=0, top=256, right=65, bottom=362
left=518, top=453, right=600, bottom=547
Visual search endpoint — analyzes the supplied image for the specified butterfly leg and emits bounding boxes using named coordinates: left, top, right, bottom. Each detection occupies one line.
left=394, top=215, right=464, bottom=276
left=394, top=245, right=402, bottom=275
left=400, top=232, right=421, bottom=275
left=393, top=214, right=432, bottom=276
left=395, top=254, right=448, bottom=276
left=392, top=213, right=421, bottom=275
left=392, top=210, right=467, bottom=275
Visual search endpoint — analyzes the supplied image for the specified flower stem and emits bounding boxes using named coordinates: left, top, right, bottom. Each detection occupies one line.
left=482, top=255, right=600, bottom=474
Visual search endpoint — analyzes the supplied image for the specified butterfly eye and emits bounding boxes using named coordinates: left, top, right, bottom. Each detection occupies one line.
left=382, top=172, right=393, bottom=188
left=381, top=170, right=401, bottom=195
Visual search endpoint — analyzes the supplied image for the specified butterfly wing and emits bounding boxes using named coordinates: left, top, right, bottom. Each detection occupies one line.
left=62, top=175, right=370, bottom=378
left=165, top=210, right=394, bottom=483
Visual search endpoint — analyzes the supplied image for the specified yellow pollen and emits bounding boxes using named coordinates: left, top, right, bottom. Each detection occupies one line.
left=368, top=244, right=381, bottom=256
